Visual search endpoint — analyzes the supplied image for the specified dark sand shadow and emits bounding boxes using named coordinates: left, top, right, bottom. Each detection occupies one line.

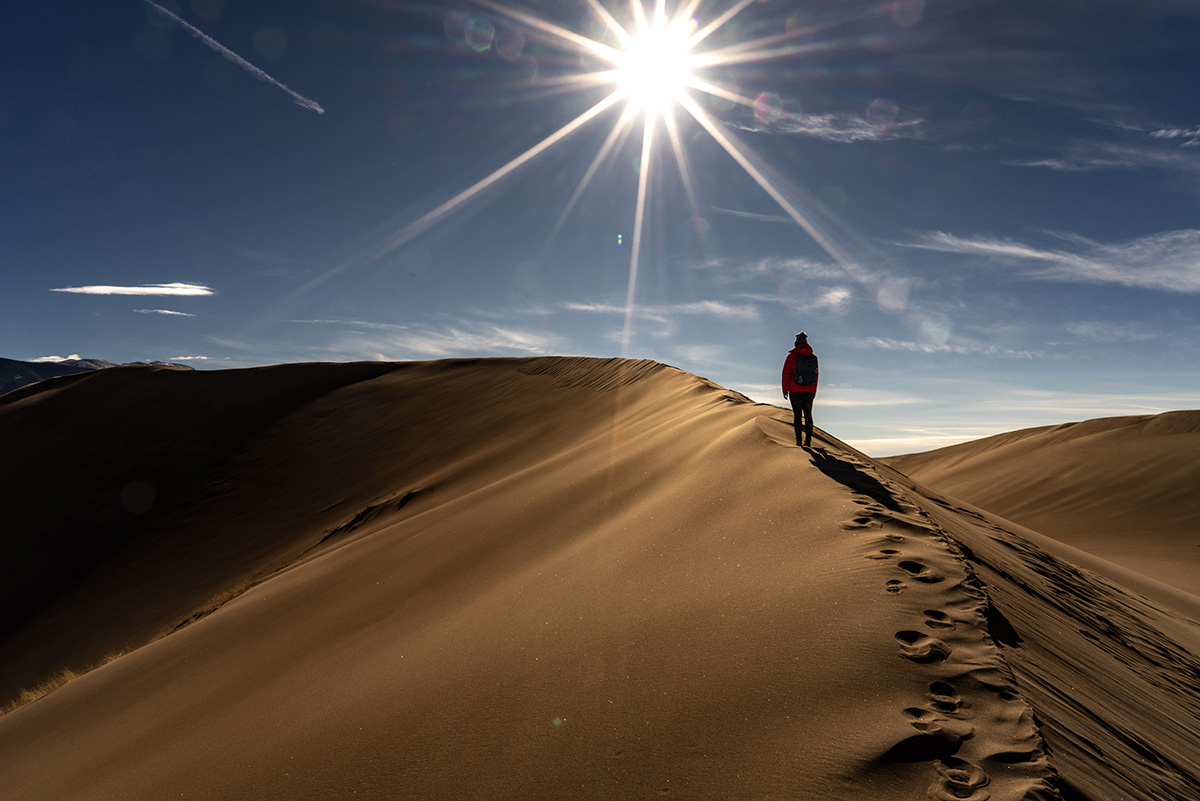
left=804, top=446, right=904, bottom=513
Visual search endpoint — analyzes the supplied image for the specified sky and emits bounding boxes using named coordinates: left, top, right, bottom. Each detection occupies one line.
left=3, top=0, right=1199, bottom=456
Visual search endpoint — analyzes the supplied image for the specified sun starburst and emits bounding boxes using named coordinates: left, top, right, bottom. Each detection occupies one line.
left=613, top=10, right=697, bottom=113
left=345, top=0, right=864, bottom=354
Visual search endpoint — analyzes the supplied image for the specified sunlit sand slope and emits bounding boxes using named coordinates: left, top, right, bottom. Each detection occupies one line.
left=883, top=412, right=1200, bottom=597
left=0, top=359, right=1196, bottom=800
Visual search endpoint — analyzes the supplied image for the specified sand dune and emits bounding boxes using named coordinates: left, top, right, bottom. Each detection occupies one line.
left=884, top=412, right=1200, bottom=598
left=1, top=358, right=1197, bottom=800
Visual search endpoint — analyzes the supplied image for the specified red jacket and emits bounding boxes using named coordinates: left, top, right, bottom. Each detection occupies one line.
left=782, top=344, right=818, bottom=395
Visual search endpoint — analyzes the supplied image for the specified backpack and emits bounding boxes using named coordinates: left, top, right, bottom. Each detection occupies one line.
left=792, top=352, right=818, bottom=386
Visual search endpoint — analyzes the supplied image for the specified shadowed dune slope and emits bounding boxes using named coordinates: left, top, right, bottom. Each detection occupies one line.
left=0, top=358, right=1197, bottom=800
left=883, top=411, right=1200, bottom=597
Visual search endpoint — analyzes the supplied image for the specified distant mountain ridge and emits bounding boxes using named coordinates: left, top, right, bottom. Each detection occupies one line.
left=0, top=357, right=193, bottom=397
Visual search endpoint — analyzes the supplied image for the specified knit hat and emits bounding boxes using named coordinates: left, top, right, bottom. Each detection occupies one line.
left=795, top=331, right=808, bottom=345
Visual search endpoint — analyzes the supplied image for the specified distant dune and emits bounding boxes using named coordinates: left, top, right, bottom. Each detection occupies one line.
left=1, top=358, right=1197, bottom=800
left=884, top=412, right=1200, bottom=598
left=0, top=356, right=193, bottom=396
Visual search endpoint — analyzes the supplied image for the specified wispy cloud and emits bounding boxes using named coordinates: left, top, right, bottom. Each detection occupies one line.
left=854, top=336, right=991, bottom=356
left=969, top=389, right=1200, bottom=419
left=167, top=355, right=211, bottom=361
left=1008, top=139, right=1200, bottom=172
left=849, top=387, right=1200, bottom=456
left=728, top=110, right=925, bottom=143
left=285, top=318, right=410, bottom=332
left=1150, top=125, right=1200, bottom=147
left=736, top=286, right=855, bottom=313
left=51, top=282, right=215, bottom=296
left=325, top=322, right=564, bottom=360
left=902, top=230, right=1200, bottom=293
left=1062, top=321, right=1161, bottom=343
left=817, top=388, right=928, bottom=408
left=562, top=300, right=760, bottom=321
left=699, top=256, right=847, bottom=282
left=851, top=336, right=1037, bottom=359
left=135, top=308, right=195, bottom=316
left=814, top=287, right=853, bottom=311
left=142, top=0, right=324, bottom=114
left=670, top=344, right=734, bottom=366
left=709, top=206, right=793, bottom=224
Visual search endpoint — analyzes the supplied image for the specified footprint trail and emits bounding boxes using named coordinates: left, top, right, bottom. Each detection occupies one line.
left=799, top=439, right=1061, bottom=800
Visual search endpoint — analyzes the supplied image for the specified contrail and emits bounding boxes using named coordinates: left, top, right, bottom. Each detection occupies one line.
left=141, top=0, right=325, bottom=114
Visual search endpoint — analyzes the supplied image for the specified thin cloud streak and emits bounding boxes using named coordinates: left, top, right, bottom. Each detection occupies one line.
left=563, top=299, right=760, bottom=321
left=1008, top=139, right=1200, bottom=173
left=1149, top=125, right=1200, bottom=147
left=51, top=282, right=215, bottom=296
left=727, top=110, right=925, bottom=143
left=852, top=336, right=1037, bottom=359
left=698, top=255, right=847, bottom=282
left=135, top=308, right=195, bottom=316
left=327, top=323, right=565, bottom=361
left=142, top=0, right=324, bottom=114
left=709, top=206, right=793, bottom=224
left=904, top=230, right=1200, bottom=293
left=965, top=389, right=1200, bottom=421
left=285, top=318, right=410, bottom=332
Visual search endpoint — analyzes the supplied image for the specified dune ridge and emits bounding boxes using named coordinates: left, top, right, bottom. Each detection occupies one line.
left=1, top=358, right=1196, bottom=799
left=883, top=411, right=1200, bottom=596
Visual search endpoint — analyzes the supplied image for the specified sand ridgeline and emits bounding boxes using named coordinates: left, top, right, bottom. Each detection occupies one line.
left=0, top=358, right=1196, bottom=800
left=883, top=412, right=1200, bottom=597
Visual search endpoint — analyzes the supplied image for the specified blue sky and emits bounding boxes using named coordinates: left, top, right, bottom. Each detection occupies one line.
left=3, top=0, right=1199, bottom=455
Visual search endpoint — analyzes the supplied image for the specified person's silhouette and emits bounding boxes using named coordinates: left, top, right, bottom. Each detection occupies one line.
left=782, top=332, right=818, bottom=447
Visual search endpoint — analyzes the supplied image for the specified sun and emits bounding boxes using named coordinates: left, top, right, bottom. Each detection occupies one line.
left=358, top=0, right=863, bottom=354
left=615, top=13, right=698, bottom=113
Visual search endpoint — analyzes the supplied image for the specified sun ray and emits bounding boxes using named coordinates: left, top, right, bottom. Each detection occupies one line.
left=677, top=0, right=704, bottom=23
left=661, top=105, right=703, bottom=230
left=370, top=89, right=626, bottom=260
left=471, top=0, right=624, bottom=62
left=686, top=0, right=757, bottom=50
left=682, top=75, right=757, bottom=111
left=584, top=0, right=636, bottom=50
left=623, top=114, right=657, bottom=356
left=692, top=38, right=838, bottom=70
left=676, top=91, right=866, bottom=280
left=628, top=0, right=650, bottom=36
left=544, top=104, right=642, bottom=248
left=332, top=0, right=889, bottom=351
left=286, top=88, right=629, bottom=305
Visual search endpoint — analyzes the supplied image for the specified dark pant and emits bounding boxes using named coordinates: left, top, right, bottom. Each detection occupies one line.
left=789, top=392, right=814, bottom=445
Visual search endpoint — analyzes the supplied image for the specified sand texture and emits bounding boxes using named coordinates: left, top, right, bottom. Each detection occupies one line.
left=1, top=358, right=1197, bottom=800
left=884, top=412, right=1200, bottom=598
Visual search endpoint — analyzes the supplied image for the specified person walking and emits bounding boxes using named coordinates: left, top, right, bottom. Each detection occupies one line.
left=782, top=332, right=818, bottom=447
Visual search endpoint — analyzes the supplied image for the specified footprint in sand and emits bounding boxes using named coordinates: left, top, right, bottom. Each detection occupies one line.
left=928, top=681, right=963, bottom=715
left=927, top=757, right=991, bottom=801
left=923, top=610, right=955, bottom=630
left=884, top=709, right=975, bottom=761
left=865, top=548, right=901, bottom=560
left=905, top=708, right=975, bottom=743
left=896, top=560, right=945, bottom=583
left=896, top=630, right=952, bottom=662
left=885, top=580, right=907, bottom=595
